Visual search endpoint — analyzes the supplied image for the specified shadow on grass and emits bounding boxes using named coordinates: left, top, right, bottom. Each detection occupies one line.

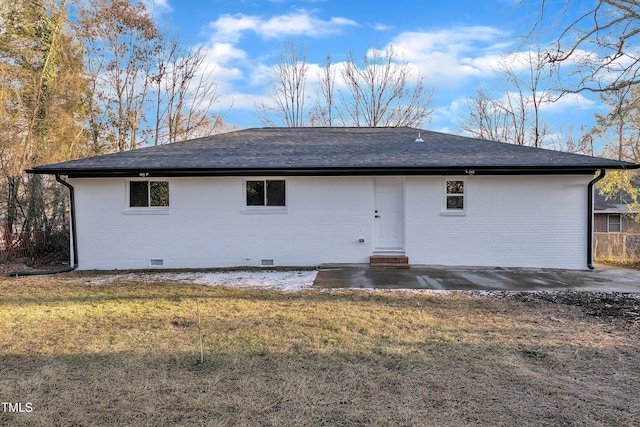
left=1, top=345, right=638, bottom=427
left=0, top=280, right=457, bottom=307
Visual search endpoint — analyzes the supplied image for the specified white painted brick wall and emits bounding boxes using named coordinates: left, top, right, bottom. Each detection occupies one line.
left=404, top=175, right=590, bottom=269
left=71, top=176, right=374, bottom=270
left=71, top=174, right=591, bottom=270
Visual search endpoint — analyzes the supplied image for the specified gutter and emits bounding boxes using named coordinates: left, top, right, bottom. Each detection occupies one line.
left=587, top=169, right=606, bottom=270
left=8, top=174, right=78, bottom=277
left=28, top=165, right=615, bottom=178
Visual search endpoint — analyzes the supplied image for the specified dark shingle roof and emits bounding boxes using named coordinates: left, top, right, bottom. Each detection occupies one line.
left=594, top=189, right=638, bottom=212
left=30, top=127, right=638, bottom=177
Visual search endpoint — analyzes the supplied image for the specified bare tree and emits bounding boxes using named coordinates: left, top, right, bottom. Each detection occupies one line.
left=590, top=85, right=640, bottom=162
left=339, top=44, right=434, bottom=127
left=504, top=45, right=553, bottom=147
left=530, top=0, right=640, bottom=93
left=526, top=1, right=640, bottom=207
left=458, top=80, right=537, bottom=146
left=77, top=0, right=160, bottom=151
left=153, top=33, right=222, bottom=144
left=259, top=43, right=433, bottom=128
left=458, top=86, right=512, bottom=143
left=458, top=44, right=551, bottom=147
left=310, top=54, right=337, bottom=127
left=257, top=40, right=309, bottom=127
left=550, top=124, right=595, bottom=155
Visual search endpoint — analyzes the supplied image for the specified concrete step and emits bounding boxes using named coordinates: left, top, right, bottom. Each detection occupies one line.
left=370, top=255, right=409, bottom=268
left=369, top=263, right=411, bottom=269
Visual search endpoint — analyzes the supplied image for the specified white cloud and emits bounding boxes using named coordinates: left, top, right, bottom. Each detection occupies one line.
left=210, top=65, right=244, bottom=83
left=142, top=0, right=173, bottom=16
left=220, top=92, right=262, bottom=112
left=248, top=63, right=273, bottom=87
left=199, top=44, right=248, bottom=89
left=196, top=45, right=249, bottom=112
left=210, top=14, right=261, bottom=43
left=461, top=53, right=503, bottom=75
left=207, top=43, right=249, bottom=65
left=382, top=26, right=509, bottom=86
left=209, top=10, right=359, bottom=43
left=392, top=26, right=503, bottom=54
left=383, top=27, right=604, bottom=92
left=463, top=50, right=547, bottom=77
left=469, top=89, right=594, bottom=114
left=430, top=97, right=468, bottom=128
left=539, top=92, right=595, bottom=112
left=372, top=23, right=394, bottom=31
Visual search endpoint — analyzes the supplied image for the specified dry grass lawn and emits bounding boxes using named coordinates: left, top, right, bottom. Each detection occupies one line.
left=1, top=273, right=639, bottom=426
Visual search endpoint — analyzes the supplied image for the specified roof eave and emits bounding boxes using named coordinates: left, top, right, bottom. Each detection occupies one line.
left=27, top=164, right=633, bottom=178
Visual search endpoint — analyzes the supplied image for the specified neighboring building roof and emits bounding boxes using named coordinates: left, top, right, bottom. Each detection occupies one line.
left=30, top=127, right=638, bottom=177
left=594, top=190, right=639, bottom=214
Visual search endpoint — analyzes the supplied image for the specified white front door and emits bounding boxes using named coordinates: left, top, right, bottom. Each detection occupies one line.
left=374, top=177, right=404, bottom=250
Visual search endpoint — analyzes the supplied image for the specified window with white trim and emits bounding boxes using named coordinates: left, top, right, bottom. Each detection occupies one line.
left=445, top=180, right=465, bottom=211
left=246, top=180, right=286, bottom=207
left=129, top=181, right=169, bottom=207
left=608, top=214, right=622, bottom=233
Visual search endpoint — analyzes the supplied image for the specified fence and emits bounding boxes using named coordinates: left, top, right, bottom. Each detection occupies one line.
left=1, top=223, right=46, bottom=259
left=594, top=232, right=640, bottom=262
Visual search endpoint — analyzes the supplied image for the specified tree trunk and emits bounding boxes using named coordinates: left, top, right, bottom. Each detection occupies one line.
left=6, top=176, right=21, bottom=234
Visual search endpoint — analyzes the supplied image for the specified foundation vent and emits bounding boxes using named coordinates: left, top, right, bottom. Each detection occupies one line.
left=260, top=259, right=274, bottom=267
left=149, top=259, right=164, bottom=267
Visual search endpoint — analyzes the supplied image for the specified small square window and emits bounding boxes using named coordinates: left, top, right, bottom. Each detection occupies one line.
left=129, top=181, right=169, bottom=208
left=246, top=180, right=286, bottom=207
left=445, top=180, right=465, bottom=211
left=608, top=214, right=622, bottom=233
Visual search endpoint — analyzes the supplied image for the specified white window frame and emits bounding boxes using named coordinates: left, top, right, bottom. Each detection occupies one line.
left=124, top=179, right=171, bottom=215
left=608, top=214, right=622, bottom=233
left=242, top=178, right=288, bottom=214
left=441, top=178, right=466, bottom=216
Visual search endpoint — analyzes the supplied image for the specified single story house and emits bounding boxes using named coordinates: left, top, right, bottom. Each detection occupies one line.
left=594, top=190, right=639, bottom=234
left=593, top=189, right=640, bottom=261
left=29, top=127, right=638, bottom=271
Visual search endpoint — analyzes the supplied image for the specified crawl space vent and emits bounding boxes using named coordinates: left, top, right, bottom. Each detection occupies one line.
left=149, top=259, right=164, bottom=267
left=260, top=259, right=274, bottom=267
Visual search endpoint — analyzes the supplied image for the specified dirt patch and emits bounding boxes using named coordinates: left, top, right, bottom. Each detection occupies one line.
left=473, top=290, right=640, bottom=327
left=512, top=291, right=640, bottom=318
left=0, top=261, right=34, bottom=275
left=0, top=258, right=70, bottom=275
left=598, top=259, right=640, bottom=270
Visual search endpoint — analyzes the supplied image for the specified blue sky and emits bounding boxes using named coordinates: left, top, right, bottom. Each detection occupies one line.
left=148, top=0, right=601, bottom=141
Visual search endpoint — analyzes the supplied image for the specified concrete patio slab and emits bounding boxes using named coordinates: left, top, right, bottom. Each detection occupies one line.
left=313, top=264, right=640, bottom=292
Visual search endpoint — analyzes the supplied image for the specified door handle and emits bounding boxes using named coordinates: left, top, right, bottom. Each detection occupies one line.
left=375, top=215, right=380, bottom=218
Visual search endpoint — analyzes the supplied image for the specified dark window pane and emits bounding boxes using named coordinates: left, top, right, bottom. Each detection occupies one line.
left=266, top=180, right=286, bottom=206
left=446, top=180, right=464, bottom=195
left=609, top=215, right=621, bottom=232
left=446, top=195, right=464, bottom=210
left=130, top=181, right=149, bottom=207
left=246, top=181, right=265, bottom=206
left=150, top=181, right=169, bottom=207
